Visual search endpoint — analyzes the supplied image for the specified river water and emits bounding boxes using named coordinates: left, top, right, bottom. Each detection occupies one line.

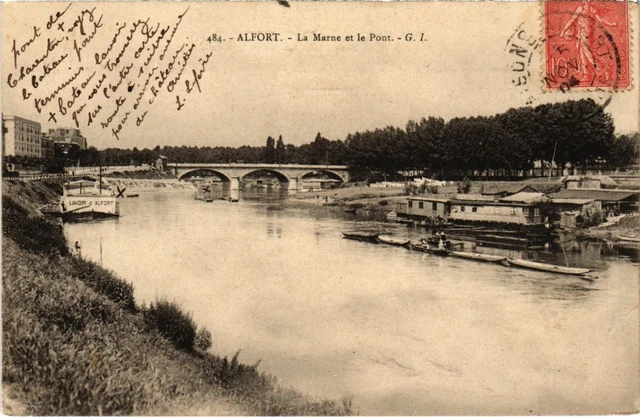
left=64, top=190, right=639, bottom=415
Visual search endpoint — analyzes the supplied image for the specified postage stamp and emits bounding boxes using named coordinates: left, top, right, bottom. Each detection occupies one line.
left=545, top=0, right=630, bottom=90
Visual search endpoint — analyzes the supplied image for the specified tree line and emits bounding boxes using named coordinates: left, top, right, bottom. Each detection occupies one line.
left=9, top=99, right=637, bottom=179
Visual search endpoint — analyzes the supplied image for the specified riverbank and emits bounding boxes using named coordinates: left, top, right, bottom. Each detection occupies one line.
left=103, top=168, right=196, bottom=192
left=288, top=186, right=406, bottom=221
left=577, top=215, right=640, bottom=240
left=104, top=178, right=196, bottom=193
left=2, top=180, right=352, bottom=415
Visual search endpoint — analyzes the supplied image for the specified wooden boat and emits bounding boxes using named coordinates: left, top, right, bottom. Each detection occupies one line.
left=377, top=235, right=410, bottom=246
left=451, top=251, right=506, bottom=263
left=409, top=241, right=451, bottom=256
left=505, top=258, right=590, bottom=276
left=342, top=232, right=379, bottom=243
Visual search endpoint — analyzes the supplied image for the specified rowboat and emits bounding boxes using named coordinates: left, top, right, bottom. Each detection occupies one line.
left=451, top=251, right=506, bottom=263
left=342, top=232, right=379, bottom=243
left=377, top=235, right=410, bottom=246
left=505, top=258, right=590, bottom=276
left=408, top=241, right=451, bottom=256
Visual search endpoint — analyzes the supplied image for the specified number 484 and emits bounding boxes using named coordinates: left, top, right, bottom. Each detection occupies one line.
left=207, top=34, right=224, bottom=43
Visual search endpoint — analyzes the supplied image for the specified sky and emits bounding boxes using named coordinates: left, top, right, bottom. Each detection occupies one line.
left=2, top=1, right=638, bottom=150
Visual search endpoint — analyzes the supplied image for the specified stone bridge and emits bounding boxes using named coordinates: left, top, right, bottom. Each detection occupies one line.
left=169, top=163, right=350, bottom=190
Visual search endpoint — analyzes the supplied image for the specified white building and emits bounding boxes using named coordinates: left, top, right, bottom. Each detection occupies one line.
left=2, top=115, right=42, bottom=157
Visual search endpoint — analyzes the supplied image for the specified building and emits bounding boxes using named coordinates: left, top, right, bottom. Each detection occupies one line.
left=560, top=175, right=618, bottom=189
left=40, top=135, right=55, bottom=158
left=155, top=155, right=168, bottom=172
left=301, top=178, right=340, bottom=191
left=2, top=115, right=42, bottom=157
left=548, top=189, right=640, bottom=215
left=45, top=128, right=87, bottom=156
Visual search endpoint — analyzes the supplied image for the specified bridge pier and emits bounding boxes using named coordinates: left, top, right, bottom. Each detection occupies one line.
left=285, top=177, right=298, bottom=194
left=230, top=177, right=241, bottom=190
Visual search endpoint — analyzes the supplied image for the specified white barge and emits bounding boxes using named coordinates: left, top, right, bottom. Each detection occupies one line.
left=41, top=180, right=120, bottom=222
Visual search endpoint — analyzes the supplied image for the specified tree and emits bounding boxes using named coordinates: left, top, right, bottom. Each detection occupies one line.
left=264, top=136, right=276, bottom=163
left=608, top=133, right=640, bottom=167
left=276, top=135, right=285, bottom=164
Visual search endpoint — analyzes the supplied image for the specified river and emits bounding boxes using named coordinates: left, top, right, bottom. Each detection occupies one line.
left=64, top=189, right=639, bottom=415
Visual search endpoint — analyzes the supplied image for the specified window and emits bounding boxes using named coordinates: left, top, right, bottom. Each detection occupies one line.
left=432, top=202, right=437, bottom=211
left=472, top=206, right=478, bottom=213
left=408, top=201, right=413, bottom=208
left=510, top=207, right=517, bottom=215
left=534, top=208, right=540, bottom=217
left=523, top=207, right=530, bottom=216
left=460, top=206, right=466, bottom=212
left=419, top=202, right=424, bottom=209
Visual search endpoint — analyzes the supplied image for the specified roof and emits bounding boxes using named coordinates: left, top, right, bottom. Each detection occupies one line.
left=499, top=192, right=548, bottom=203
left=551, top=198, right=594, bottom=205
left=548, top=189, right=639, bottom=201
left=407, top=196, right=451, bottom=203
left=481, top=184, right=536, bottom=195
left=64, top=180, right=97, bottom=189
left=450, top=199, right=535, bottom=207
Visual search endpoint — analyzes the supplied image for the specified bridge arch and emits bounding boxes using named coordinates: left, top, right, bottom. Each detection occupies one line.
left=177, top=168, right=231, bottom=182
left=299, top=170, right=347, bottom=184
left=240, top=169, right=291, bottom=183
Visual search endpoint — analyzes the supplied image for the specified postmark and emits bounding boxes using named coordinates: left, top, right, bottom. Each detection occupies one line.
left=544, top=0, right=630, bottom=91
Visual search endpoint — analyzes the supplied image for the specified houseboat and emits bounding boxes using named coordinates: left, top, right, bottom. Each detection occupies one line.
left=395, top=192, right=548, bottom=229
left=41, top=180, right=120, bottom=222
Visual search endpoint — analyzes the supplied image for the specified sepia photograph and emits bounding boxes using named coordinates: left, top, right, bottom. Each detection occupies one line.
left=1, top=1, right=639, bottom=415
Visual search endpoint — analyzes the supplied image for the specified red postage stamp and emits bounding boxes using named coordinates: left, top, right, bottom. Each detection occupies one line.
left=545, top=0, right=630, bottom=90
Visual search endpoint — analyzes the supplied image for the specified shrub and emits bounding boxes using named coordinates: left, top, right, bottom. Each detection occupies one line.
left=195, top=327, right=213, bottom=351
left=144, top=300, right=196, bottom=351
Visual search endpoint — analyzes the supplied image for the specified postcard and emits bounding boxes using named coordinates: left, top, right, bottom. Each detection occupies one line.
left=2, top=1, right=639, bottom=415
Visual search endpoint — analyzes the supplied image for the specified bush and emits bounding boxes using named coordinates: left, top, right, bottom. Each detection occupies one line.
left=144, top=300, right=196, bottom=351
left=195, top=327, right=213, bottom=351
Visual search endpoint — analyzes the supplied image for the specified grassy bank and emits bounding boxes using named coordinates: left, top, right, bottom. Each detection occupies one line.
left=2, top=181, right=353, bottom=415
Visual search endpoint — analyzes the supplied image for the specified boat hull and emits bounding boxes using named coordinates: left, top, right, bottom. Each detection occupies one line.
left=377, top=235, right=410, bottom=246
left=342, top=232, right=379, bottom=243
left=506, top=258, right=590, bottom=275
left=451, top=251, right=506, bottom=263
